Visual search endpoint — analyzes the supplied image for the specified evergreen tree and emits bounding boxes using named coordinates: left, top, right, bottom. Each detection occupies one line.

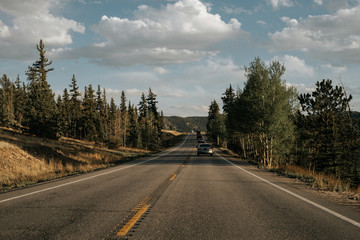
left=69, top=74, right=81, bottom=139
left=120, top=90, right=127, bottom=147
left=297, top=79, right=360, bottom=185
left=128, top=102, right=141, bottom=148
left=147, top=88, right=158, bottom=119
left=24, top=39, right=57, bottom=138
left=138, top=92, right=148, bottom=118
left=57, top=88, right=71, bottom=137
left=109, top=97, right=117, bottom=136
left=207, top=100, right=225, bottom=145
left=0, top=74, right=15, bottom=127
left=96, top=85, right=108, bottom=142
left=81, top=85, right=98, bottom=141
left=13, top=75, right=27, bottom=126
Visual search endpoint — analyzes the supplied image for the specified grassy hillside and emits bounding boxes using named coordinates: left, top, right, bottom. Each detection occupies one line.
left=0, top=127, right=183, bottom=191
left=164, top=116, right=207, bottom=132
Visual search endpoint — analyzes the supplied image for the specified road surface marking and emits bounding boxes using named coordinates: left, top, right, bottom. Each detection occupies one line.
left=169, top=174, right=177, bottom=181
left=0, top=134, right=190, bottom=204
left=216, top=153, right=360, bottom=229
left=117, top=204, right=150, bottom=237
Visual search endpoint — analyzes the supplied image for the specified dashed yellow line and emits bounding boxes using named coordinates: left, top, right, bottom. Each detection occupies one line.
left=117, top=204, right=150, bottom=237
left=169, top=174, right=177, bottom=181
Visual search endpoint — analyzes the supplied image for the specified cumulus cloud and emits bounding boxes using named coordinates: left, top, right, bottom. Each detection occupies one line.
left=272, top=55, right=315, bottom=81
left=0, top=0, right=85, bottom=60
left=154, top=67, right=168, bottom=75
left=61, top=0, right=248, bottom=67
left=256, top=20, right=267, bottom=25
left=266, top=0, right=294, bottom=10
left=268, top=4, right=360, bottom=64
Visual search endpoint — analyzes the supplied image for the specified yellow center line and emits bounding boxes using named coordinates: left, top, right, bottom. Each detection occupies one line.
left=117, top=204, right=150, bottom=237
left=169, top=174, right=177, bottom=181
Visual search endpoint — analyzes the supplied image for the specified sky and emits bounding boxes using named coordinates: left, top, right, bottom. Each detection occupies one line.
left=1, top=0, right=360, bottom=117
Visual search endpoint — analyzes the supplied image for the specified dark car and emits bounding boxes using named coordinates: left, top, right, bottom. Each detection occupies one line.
left=197, top=143, right=213, bottom=156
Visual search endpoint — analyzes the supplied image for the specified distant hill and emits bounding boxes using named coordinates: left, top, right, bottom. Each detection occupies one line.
left=164, top=116, right=207, bottom=132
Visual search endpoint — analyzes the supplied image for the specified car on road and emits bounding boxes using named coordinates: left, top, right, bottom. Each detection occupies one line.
left=197, top=143, right=213, bottom=156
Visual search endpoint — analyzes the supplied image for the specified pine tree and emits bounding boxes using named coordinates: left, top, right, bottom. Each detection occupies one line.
left=96, top=85, right=108, bottom=142
left=57, top=88, right=71, bottom=137
left=128, top=102, right=141, bottom=148
left=297, top=79, right=359, bottom=185
left=0, top=74, right=15, bottom=127
left=82, top=85, right=98, bottom=141
left=207, top=100, right=225, bottom=145
left=24, top=39, right=57, bottom=138
left=69, top=74, right=81, bottom=139
left=147, top=88, right=158, bottom=119
left=120, top=90, right=127, bottom=147
left=109, top=97, right=117, bottom=136
left=13, top=75, right=27, bottom=126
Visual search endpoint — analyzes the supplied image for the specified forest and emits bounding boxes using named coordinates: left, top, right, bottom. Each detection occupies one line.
left=0, top=40, right=164, bottom=151
left=207, top=57, right=360, bottom=189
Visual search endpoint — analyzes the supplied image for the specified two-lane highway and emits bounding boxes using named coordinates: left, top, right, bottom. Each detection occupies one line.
left=1, top=134, right=360, bottom=239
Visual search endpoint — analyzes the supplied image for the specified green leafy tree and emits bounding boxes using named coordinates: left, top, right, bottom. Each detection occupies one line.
left=224, top=57, right=296, bottom=167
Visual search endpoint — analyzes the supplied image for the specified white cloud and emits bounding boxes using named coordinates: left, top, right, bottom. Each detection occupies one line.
left=266, top=0, right=294, bottom=10
left=0, top=0, right=85, bottom=60
left=154, top=67, right=168, bottom=75
left=64, top=0, right=248, bottom=67
left=321, top=63, right=347, bottom=73
left=272, top=55, right=315, bottom=80
left=125, top=88, right=142, bottom=97
left=269, top=4, right=360, bottom=64
left=223, top=6, right=252, bottom=15
left=314, top=0, right=323, bottom=5
left=256, top=20, right=267, bottom=25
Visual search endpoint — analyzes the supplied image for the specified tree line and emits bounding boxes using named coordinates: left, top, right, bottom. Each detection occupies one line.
left=0, top=40, right=164, bottom=150
left=207, top=57, right=360, bottom=188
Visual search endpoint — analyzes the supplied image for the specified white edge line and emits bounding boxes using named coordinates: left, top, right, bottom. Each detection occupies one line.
left=216, top=153, right=360, bottom=229
left=0, top=134, right=190, bottom=204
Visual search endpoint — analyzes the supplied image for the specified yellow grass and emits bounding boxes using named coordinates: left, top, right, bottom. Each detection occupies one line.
left=0, top=127, right=154, bottom=191
left=161, top=129, right=184, bottom=136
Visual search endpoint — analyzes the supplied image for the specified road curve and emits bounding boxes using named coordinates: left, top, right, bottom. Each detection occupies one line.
left=1, top=134, right=360, bottom=239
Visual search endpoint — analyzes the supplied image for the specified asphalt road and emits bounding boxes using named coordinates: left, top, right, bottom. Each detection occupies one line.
left=1, top=134, right=360, bottom=239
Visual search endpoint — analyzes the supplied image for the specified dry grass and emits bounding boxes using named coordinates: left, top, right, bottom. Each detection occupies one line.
left=0, top=127, right=154, bottom=191
left=162, top=129, right=184, bottom=136
left=220, top=146, right=360, bottom=199
left=277, top=164, right=349, bottom=191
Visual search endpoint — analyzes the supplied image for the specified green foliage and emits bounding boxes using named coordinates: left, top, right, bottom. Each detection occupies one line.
left=24, top=40, right=57, bottom=139
left=207, top=100, right=226, bottom=145
left=0, top=39, right=165, bottom=153
left=219, top=57, right=297, bottom=167
left=297, top=79, right=360, bottom=186
left=0, top=74, right=15, bottom=127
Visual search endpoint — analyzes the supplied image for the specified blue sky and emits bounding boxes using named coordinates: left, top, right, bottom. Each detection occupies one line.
left=1, top=0, right=360, bottom=116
